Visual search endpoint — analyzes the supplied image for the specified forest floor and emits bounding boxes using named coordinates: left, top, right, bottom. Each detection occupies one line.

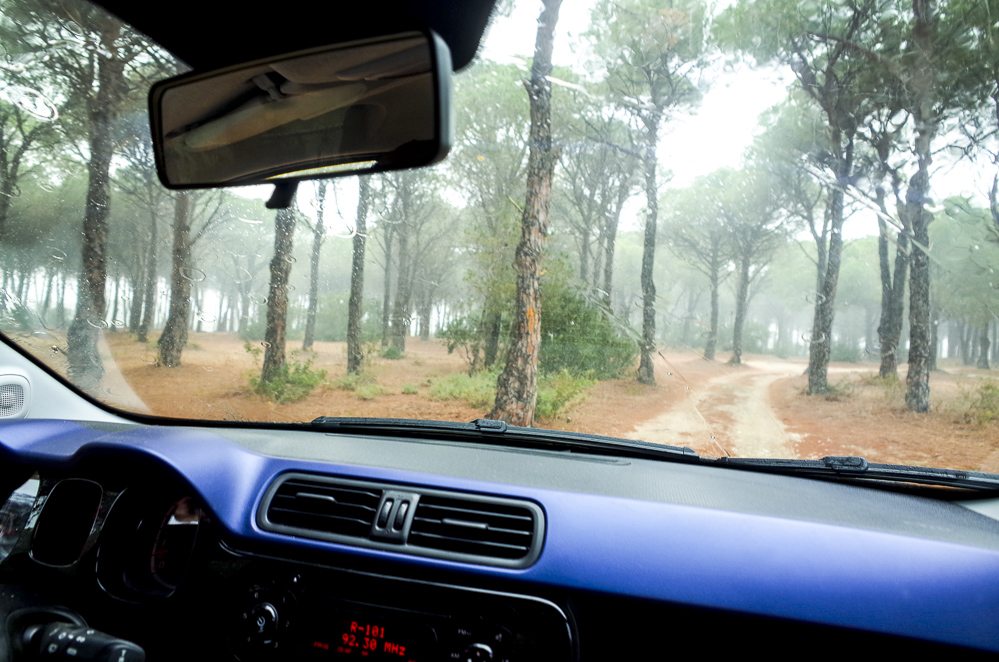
left=16, top=331, right=999, bottom=472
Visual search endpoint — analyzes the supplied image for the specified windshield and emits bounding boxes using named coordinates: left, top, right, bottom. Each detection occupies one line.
left=0, top=0, right=997, bottom=473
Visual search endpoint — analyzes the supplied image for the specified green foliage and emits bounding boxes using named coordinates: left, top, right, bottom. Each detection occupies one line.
left=964, top=383, right=999, bottom=427
left=381, top=345, right=404, bottom=360
left=401, top=384, right=419, bottom=395
left=539, top=281, right=637, bottom=379
left=439, top=315, right=482, bottom=372
left=250, top=359, right=327, bottom=404
left=535, top=370, right=595, bottom=419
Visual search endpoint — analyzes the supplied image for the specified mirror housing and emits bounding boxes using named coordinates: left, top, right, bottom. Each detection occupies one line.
left=149, top=31, right=452, bottom=189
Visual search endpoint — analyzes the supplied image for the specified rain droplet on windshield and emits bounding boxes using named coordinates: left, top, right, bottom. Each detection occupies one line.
left=179, top=267, right=207, bottom=282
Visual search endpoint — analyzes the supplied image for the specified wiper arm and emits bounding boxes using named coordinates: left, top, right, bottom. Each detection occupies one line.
left=715, top=455, right=999, bottom=492
left=308, top=416, right=700, bottom=463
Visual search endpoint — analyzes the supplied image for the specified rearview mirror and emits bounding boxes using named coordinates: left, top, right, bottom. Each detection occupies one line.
left=149, top=31, right=452, bottom=189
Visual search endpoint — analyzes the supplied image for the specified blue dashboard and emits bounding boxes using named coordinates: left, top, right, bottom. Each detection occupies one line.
left=2, top=417, right=999, bottom=660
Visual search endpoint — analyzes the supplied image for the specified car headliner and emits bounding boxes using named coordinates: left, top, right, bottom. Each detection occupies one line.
left=90, top=0, right=499, bottom=73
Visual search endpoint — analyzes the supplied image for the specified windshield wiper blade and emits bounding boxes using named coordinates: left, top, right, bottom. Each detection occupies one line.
left=714, top=455, right=999, bottom=491
left=308, top=416, right=700, bottom=462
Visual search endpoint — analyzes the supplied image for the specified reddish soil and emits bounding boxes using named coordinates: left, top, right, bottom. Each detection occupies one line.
left=10, top=331, right=999, bottom=471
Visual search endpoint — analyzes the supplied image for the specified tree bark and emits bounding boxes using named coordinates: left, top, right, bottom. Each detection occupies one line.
left=490, top=0, right=562, bottom=426
left=729, top=255, right=751, bottom=365
left=481, top=301, right=502, bottom=368
left=978, top=324, right=991, bottom=370
left=904, top=0, right=937, bottom=413
left=66, top=45, right=125, bottom=390
left=261, top=207, right=297, bottom=383
left=705, top=268, right=719, bottom=361
left=137, top=210, right=158, bottom=343
left=389, top=189, right=413, bottom=355
left=380, top=225, right=393, bottom=347
left=636, top=111, right=663, bottom=385
left=156, top=193, right=192, bottom=367
left=806, top=131, right=852, bottom=393
left=877, top=218, right=909, bottom=378
left=302, top=181, right=327, bottom=351
left=347, top=177, right=371, bottom=374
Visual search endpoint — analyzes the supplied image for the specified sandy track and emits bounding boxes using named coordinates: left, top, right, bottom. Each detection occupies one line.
left=627, top=359, right=804, bottom=457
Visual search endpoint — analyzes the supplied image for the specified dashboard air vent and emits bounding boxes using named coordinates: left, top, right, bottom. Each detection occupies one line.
left=259, top=473, right=544, bottom=567
left=409, top=494, right=538, bottom=561
left=265, top=477, right=381, bottom=538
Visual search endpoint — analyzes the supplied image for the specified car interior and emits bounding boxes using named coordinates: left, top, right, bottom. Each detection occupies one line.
left=2, top=0, right=999, bottom=661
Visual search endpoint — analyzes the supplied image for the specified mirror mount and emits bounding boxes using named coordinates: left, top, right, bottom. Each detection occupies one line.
left=266, top=181, right=298, bottom=210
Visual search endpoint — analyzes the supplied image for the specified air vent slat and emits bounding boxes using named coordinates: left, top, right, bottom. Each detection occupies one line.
left=265, top=477, right=382, bottom=539
left=409, top=495, right=539, bottom=562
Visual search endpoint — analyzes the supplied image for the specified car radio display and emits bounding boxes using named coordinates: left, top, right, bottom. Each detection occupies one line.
left=306, top=617, right=427, bottom=661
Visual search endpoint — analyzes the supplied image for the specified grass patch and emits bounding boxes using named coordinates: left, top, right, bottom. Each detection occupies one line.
left=401, top=384, right=419, bottom=395
left=332, top=372, right=385, bottom=400
left=427, top=369, right=595, bottom=420
left=428, top=371, right=496, bottom=409
left=251, top=359, right=327, bottom=403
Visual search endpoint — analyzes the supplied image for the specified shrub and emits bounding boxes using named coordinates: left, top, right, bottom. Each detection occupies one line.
left=439, top=315, right=483, bottom=371
left=539, top=285, right=636, bottom=379
left=250, top=359, right=327, bottom=403
left=536, top=370, right=594, bottom=419
left=381, top=345, right=404, bottom=360
left=965, top=382, right=999, bottom=426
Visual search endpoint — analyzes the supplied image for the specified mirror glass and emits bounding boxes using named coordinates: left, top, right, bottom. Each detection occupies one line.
left=150, top=32, right=449, bottom=187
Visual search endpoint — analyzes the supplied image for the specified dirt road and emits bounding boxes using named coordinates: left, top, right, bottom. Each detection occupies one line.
left=627, top=359, right=808, bottom=457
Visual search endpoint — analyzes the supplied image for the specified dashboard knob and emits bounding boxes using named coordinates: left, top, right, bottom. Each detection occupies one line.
left=243, top=602, right=280, bottom=646
left=462, top=642, right=494, bottom=662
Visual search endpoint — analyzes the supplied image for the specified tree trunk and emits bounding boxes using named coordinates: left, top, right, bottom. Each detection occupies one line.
left=490, top=0, right=562, bottom=426
left=636, top=111, right=663, bottom=385
left=389, top=195, right=413, bottom=355
left=729, top=256, right=751, bottom=365
left=978, top=324, right=991, bottom=370
left=261, top=207, right=297, bottom=383
left=960, top=321, right=972, bottom=365
left=57, top=273, right=67, bottom=328
left=380, top=225, right=393, bottom=347
left=157, top=193, right=192, bottom=367
left=877, top=217, right=909, bottom=378
left=128, top=264, right=144, bottom=334
left=481, top=301, right=502, bottom=368
left=136, top=213, right=156, bottom=342
left=303, top=181, right=327, bottom=351
left=578, top=227, right=590, bottom=285
left=109, top=274, right=121, bottom=332
left=40, top=268, right=54, bottom=323
left=66, top=49, right=124, bottom=390
left=347, top=177, right=371, bottom=374
left=705, top=268, right=719, bottom=361
left=904, top=0, right=937, bottom=413
left=601, top=190, right=625, bottom=310
left=807, top=131, right=851, bottom=393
